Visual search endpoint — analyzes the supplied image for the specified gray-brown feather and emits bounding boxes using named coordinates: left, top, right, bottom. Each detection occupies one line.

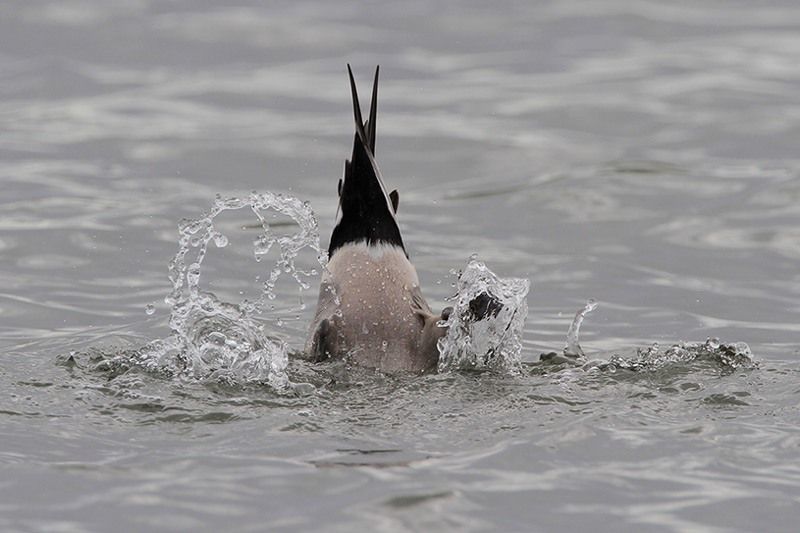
left=305, top=242, right=446, bottom=373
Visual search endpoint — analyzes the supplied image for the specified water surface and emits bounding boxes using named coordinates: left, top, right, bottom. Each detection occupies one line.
left=2, top=1, right=800, bottom=531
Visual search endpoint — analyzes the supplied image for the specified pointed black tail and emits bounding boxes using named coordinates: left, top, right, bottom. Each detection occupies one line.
left=329, top=65, right=405, bottom=257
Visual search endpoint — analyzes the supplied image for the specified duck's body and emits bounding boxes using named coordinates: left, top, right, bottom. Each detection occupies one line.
left=305, top=66, right=448, bottom=373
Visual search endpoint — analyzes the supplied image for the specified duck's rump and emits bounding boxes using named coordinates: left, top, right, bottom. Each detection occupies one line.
left=306, top=242, right=440, bottom=372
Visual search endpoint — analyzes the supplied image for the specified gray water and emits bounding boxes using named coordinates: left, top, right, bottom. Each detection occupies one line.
left=3, top=1, right=800, bottom=531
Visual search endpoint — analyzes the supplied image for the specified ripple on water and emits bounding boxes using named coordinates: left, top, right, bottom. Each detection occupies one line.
left=0, top=237, right=16, bottom=251
left=16, top=254, right=90, bottom=270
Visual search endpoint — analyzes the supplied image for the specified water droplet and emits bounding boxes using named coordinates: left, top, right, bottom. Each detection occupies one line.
left=187, top=263, right=201, bottom=285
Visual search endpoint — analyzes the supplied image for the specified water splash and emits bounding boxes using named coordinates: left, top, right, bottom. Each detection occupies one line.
left=437, top=256, right=530, bottom=372
left=165, top=193, right=322, bottom=316
left=564, top=299, right=598, bottom=357
left=114, top=192, right=323, bottom=389
left=607, top=337, right=756, bottom=372
left=539, top=300, right=755, bottom=374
